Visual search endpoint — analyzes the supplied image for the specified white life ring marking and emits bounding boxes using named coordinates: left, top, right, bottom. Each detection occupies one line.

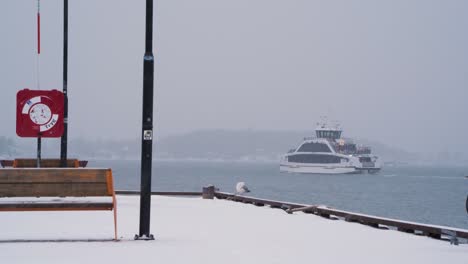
left=40, top=114, right=59, bottom=132
left=21, top=96, right=41, bottom=114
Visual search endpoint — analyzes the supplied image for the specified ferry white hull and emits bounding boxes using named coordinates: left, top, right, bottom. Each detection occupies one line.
left=280, top=163, right=358, bottom=174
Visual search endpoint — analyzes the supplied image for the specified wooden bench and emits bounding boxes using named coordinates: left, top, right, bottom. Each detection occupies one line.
left=13, top=159, right=80, bottom=168
left=0, top=160, right=14, bottom=168
left=0, top=168, right=118, bottom=240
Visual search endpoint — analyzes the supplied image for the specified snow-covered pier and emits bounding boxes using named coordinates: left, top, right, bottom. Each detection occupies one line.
left=1, top=193, right=467, bottom=264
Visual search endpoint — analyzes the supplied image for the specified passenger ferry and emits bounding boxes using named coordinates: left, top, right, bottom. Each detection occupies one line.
left=280, top=121, right=381, bottom=174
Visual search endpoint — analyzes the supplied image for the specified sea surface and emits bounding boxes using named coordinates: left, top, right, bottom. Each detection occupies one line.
left=91, top=159, right=468, bottom=229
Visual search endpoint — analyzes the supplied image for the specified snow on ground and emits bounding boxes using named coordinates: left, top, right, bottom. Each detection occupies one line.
left=0, top=195, right=467, bottom=264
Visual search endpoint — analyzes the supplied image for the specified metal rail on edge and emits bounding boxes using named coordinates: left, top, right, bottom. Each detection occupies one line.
left=116, top=190, right=202, bottom=196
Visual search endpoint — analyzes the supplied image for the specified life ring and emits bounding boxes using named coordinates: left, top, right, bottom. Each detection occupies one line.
left=16, top=89, right=64, bottom=138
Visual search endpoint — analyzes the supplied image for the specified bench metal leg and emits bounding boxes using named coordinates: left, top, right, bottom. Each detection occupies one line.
left=113, top=208, right=118, bottom=240
left=113, top=195, right=118, bottom=241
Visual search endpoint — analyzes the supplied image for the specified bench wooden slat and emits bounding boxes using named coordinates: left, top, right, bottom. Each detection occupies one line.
left=13, top=159, right=79, bottom=168
left=0, top=183, right=109, bottom=197
left=0, top=169, right=108, bottom=183
left=0, top=169, right=114, bottom=197
left=0, top=175, right=107, bottom=183
left=0, top=202, right=113, bottom=210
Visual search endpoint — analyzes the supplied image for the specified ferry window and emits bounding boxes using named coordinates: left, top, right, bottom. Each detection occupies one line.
left=297, top=143, right=331, bottom=152
left=359, top=157, right=371, bottom=162
left=288, top=154, right=341, bottom=163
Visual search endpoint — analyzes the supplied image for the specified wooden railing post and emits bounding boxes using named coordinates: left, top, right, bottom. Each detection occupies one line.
left=202, top=185, right=215, bottom=199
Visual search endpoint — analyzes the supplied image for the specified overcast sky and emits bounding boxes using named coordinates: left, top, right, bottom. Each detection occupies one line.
left=1, top=0, right=467, bottom=154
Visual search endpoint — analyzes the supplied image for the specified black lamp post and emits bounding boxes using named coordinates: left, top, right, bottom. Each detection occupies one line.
left=60, top=0, right=68, bottom=167
left=135, top=0, right=155, bottom=240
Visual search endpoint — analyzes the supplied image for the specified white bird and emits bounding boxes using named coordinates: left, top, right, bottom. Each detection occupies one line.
left=235, top=182, right=250, bottom=195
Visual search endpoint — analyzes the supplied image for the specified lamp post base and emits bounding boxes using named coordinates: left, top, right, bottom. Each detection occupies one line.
left=134, top=234, right=155, bottom=240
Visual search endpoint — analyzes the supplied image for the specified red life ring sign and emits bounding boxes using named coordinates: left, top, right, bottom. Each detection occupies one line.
left=16, top=89, right=64, bottom=138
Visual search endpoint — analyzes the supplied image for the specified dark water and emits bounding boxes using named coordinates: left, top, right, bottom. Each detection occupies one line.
left=91, top=160, right=468, bottom=229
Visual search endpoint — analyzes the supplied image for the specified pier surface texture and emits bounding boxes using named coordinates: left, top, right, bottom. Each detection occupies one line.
left=0, top=195, right=466, bottom=264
